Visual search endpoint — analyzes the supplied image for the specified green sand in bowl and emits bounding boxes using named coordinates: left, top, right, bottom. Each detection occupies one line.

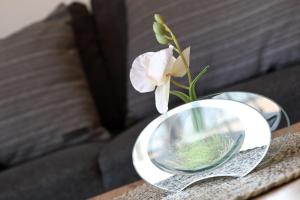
left=171, top=134, right=237, bottom=171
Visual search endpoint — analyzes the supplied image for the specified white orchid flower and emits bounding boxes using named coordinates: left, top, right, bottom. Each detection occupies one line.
left=130, top=46, right=190, bottom=114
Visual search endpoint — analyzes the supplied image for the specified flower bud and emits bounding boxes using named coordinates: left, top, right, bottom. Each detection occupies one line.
left=153, top=22, right=166, bottom=35
left=154, top=14, right=165, bottom=24
left=155, top=34, right=170, bottom=45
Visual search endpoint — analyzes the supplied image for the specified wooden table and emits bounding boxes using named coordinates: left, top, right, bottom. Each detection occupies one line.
left=92, top=123, right=300, bottom=200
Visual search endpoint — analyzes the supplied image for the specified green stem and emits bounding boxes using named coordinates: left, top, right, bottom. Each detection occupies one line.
left=191, top=109, right=203, bottom=132
left=164, top=35, right=173, bottom=40
left=164, top=25, right=192, bottom=84
left=170, top=79, right=189, bottom=90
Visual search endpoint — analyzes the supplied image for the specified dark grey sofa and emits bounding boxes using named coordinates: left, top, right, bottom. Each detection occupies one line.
left=0, top=0, right=300, bottom=199
left=98, top=63, right=300, bottom=192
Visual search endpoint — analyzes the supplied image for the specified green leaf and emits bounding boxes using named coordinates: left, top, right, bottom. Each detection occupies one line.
left=153, top=22, right=167, bottom=36
left=170, top=91, right=191, bottom=103
left=154, top=14, right=165, bottom=24
left=155, top=34, right=170, bottom=45
left=189, top=65, right=209, bottom=101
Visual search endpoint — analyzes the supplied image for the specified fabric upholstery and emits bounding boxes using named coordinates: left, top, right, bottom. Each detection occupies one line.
left=91, top=0, right=128, bottom=130
left=0, top=142, right=104, bottom=200
left=98, top=115, right=157, bottom=191
left=0, top=4, right=108, bottom=166
left=68, top=3, right=121, bottom=132
left=222, top=63, right=300, bottom=124
left=0, top=164, right=6, bottom=172
left=125, top=0, right=300, bottom=121
left=99, top=64, right=300, bottom=191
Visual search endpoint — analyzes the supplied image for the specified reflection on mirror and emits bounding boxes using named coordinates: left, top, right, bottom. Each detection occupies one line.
left=212, top=92, right=281, bottom=131
left=210, top=91, right=291, bottom=166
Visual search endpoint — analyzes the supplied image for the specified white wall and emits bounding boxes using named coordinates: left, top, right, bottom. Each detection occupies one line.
left=0, top=0, right=90, bottom=38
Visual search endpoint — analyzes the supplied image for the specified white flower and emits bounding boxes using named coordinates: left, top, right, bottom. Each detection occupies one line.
left=130, top=46, right=190, bottom=113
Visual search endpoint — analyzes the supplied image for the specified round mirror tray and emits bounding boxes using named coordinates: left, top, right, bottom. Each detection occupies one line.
left=132, top=94, right=286, bottom=192
left=208, top=91, right=291, bottom=166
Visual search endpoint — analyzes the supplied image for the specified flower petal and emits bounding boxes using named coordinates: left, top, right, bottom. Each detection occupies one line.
left=130, top=52, right=156, bottom=93
left=155, top=76, right=170, bottom=114
left=147, top=47, right=173, bottom=85
left=171, top=46, right=190, bottom=77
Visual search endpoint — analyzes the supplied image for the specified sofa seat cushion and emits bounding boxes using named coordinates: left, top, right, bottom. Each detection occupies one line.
left=0, top=142, right=104, bottom=200
left=98, top=115, right=158, bottom=191
left=222, top=64, right=300, bottom=124
left=98, top=64, right=300, bottom=190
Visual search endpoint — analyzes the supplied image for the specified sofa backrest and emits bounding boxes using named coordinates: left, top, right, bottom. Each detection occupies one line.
left=91, top=0, right=128, bottom=130
left=90, top=0, right=300, bottom=125
left=125, top=0, right=300, bottom=121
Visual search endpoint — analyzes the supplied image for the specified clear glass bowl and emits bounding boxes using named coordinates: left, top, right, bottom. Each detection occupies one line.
left=133, top=99, right=271, bottom=191
left=148, top=106, right=245, bottom=174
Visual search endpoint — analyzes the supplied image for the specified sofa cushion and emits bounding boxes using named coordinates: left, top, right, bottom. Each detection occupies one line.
left=91, top=0, right=128, bottom=130
left=67, top=3, right=121, bottom=133
left=98, top=115, right=157, bottom=191
left=0, top=142, right=104, bottom=200
left=98, top=64, right=300, bottom=190
left=125, top=0, right=300, bottom=121
left=0, top=4, right=109, bottom=166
